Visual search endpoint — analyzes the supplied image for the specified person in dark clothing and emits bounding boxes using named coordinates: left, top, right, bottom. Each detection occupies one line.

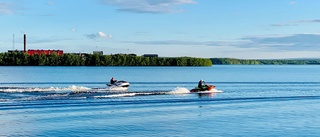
left=198, top=80, right=204, bottom=90
left=198, top=79, right=209, bottom=91
left=198, top=80, right=202, bottom=88
left=110, top=77, right=117, bottom=84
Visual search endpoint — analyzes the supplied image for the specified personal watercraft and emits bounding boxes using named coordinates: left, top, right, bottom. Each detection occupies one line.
left=106, top=80, right=130, bottom=87
left=106, top=80, right=130, bottom=91
left=190, top=85, right=215, bottom=93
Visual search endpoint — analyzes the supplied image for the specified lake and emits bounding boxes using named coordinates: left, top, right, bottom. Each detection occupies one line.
left=1, top=66, right=320, bottom=136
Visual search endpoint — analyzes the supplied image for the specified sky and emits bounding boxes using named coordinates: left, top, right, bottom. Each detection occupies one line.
left=1, top=0, right=320, bottom=59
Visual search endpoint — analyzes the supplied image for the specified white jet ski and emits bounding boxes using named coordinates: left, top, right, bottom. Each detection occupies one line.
left=106, top=80, right=130, bottom=91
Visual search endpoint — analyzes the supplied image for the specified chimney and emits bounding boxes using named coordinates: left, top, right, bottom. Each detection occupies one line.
left=24, top=34, right=26, bottom=52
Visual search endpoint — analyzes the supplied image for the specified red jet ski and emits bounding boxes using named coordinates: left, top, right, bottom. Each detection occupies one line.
left=190, top=85, right=215, bottom=93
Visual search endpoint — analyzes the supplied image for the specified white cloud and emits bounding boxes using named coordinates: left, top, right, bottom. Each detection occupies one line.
left=86, top=32, right=112, bottom=39
left=289, top=1, right=296, bottom=5
left=0, top=2, right=14, bottom=15
left=270, top=23, right=298, bottom=27
left=126, top=33, right=320, bottom=52
left=47, top=1, right=54, bottom=5
left=296, top=19, right=320, bottom=23
left=125, top=40, right=247, bottom=47
left=71, top=28, right=77, bottom=32
left=242, top=34, right=320, bottom=51
left=271, top=19, right=320, bottom=27
left=98, top=32, right=107, bottom=37
left=100, top=0, right=197, bottom=14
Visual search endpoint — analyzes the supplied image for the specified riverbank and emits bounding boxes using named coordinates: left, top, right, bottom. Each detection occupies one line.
left=211, top=58, right=320, bottom=65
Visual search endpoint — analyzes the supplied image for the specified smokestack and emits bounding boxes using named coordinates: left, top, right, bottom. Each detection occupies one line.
left=24, top=34, right=26, bottom=52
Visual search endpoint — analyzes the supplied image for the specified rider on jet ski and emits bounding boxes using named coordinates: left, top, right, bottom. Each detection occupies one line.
left=110, top=77, right=117, bottom=85
left=198, top=79, right=209, bottom=90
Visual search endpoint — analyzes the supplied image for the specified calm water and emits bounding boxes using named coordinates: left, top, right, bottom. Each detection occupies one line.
left=1, top=66, right=320, bottom=136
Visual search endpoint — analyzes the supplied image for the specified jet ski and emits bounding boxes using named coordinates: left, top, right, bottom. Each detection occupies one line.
left=106, top=80, right=130, bottom=88
left=190, top=85, right=215, bottom=93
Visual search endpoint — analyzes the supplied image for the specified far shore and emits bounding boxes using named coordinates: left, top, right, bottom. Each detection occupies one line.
left=210, top=58, right=320, bottom=65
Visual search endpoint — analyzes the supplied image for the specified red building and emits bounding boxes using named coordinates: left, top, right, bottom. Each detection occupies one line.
left=27, top=50, right=63, bottom=56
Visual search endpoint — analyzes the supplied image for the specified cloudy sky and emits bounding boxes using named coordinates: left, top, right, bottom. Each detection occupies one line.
left=1, top=0, right=320, bottom=59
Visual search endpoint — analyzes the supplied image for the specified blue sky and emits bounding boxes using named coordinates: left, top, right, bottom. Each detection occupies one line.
left=1, top=0, right=320, bottom=59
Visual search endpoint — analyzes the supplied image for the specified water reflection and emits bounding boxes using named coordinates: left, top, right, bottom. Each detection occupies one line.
left=197, top=93, right=216, bottom=98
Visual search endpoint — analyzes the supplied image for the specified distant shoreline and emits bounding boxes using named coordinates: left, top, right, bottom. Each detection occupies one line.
left=2, top=51, right=320, bottom=66
left=0, top=52, right=212, bottom=66
left=211, top=58, right=320, bottom=65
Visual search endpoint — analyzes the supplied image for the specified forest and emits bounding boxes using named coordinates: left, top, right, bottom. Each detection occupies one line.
left=0, top=52, right=212, bottom=66
left=211, top=58, right=320, bottom=65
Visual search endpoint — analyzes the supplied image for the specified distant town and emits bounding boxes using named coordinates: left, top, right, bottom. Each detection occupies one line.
left=0, top=34, right=212, bottom=66
left=7, top=34, right=159, bottom=58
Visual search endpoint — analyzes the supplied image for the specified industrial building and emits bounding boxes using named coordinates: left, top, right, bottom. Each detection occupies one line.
left=143, top=54, right=158, bottom=57
left=6, top=34, right=160, bottom=57
left=93, top=51, right=103, bottom=55
left=8, top=34, right=63, bottom=55
left=27, top=50, right=63, bottom=56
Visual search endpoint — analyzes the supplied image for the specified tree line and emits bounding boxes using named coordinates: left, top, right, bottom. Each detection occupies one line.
left=0, top=52, right=212, bottom=66
left=211, top=58, right=320, bottom=65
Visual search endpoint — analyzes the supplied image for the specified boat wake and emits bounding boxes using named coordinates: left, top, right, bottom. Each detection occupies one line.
left=0, top=85, right=224, bottom=102
left=168, top=87, right=190, bottom=94
left=0, top=85, right=90, bottom=93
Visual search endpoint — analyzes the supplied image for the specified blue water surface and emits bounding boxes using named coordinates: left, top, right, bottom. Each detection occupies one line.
left=0, top=65, right=320, bottom=136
